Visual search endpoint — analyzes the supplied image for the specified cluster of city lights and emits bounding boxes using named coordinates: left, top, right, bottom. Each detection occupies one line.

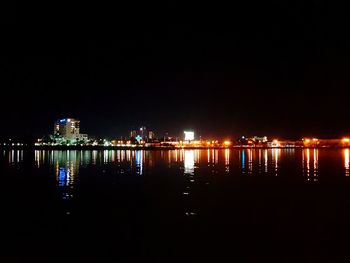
left=5, top=117, right=350, bottom=149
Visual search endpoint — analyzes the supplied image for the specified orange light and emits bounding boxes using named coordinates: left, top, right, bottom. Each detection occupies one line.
left=224, top=141, right=231, bottom=146
left=312, top=138, right=318, bottom=141
left=272, top=139, right=280, bottom=147
left=304, top=138, right=311, bottom=143
left=206, top=141, right=211, bottom=145
left=343, top=138, right=350, bottom=143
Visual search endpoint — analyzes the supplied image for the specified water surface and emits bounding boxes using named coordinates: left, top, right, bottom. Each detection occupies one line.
left=2, top=149, right=350, bottom=262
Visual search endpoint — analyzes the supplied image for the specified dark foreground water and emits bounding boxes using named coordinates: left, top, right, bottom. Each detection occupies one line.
left=2, top=148, right=350, bottom=262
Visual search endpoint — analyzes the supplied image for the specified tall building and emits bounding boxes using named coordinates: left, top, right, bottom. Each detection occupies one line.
left=54, top=118, right=88, bottom=144
left=140, top=126, right=147, bottom=139
left=148, top=131, right=155, bottom=140
left=130, top=130, right=137, bottom=138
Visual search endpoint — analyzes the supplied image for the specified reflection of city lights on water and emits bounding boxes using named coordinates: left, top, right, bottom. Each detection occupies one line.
left=313, top=149, right=318, bottom=173
left=92, top=150, right=97, bottom=164
left=52, top=151, right=79, bottom=201
left=344, top=149, right=350, bottom=177
left=126, top=150, right=131, bottom=162
left=225, top=149, right=230, bottom=166
left=272, top=148, right=280, bottom=176
left=58, top=167, right=71, bottom=187
left=179, top=149, right=184, bottom=162
left=306, top=148, right=310, bottom=177
left=241, top=150, right=245, bottom=172
left=7, top=150, right=24, bottom=164
left=194, top=150, right=200, bottom=164
left=135, top=150, right=143, bottom=175
left=104, top=150, right=108, bottom=163
left=184, top=150, right=195, bottom=175
left=225, top=149, right=230, bottom=173
left=303, top=149, right=318, bottom=181
left=248, top=149, right=252, bottom=173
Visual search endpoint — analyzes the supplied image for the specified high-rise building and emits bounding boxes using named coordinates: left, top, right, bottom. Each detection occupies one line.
left=140, top=126, right=147, bottom=139
left=130, top=130, right=137, bottom=138
left=148, top=131, right=155, bottom=140
left=54, top=118, right=88, bottom=144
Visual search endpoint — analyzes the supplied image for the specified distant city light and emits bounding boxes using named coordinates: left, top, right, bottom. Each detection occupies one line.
left=184, top=131, right=194, bottom=141
left=224, top=141, right=231, bottom=146
left=23, top=117, right=350, bottom=150
left=272, top=139, right=280, bottom=147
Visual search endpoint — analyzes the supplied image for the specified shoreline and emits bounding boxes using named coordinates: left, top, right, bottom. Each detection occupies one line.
left=0, top=145, right=349, bottom=150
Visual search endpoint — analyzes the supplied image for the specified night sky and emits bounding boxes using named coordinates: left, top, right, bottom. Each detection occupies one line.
left=1, top=1, right=349, bottom=140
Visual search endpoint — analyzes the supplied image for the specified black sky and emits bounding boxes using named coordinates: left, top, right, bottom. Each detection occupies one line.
left=1, top=1, right=349, bottom=139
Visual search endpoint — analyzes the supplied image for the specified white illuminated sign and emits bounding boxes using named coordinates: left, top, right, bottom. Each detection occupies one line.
left=184, top=131, right=194, bottom=141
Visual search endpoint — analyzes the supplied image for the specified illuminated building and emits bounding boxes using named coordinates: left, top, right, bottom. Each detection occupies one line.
left=54, top=118, right=88, bottom=144
left=130, top=130, right=137, bottom=138
left=302, top=138, right=319, bottom=147
left=270, top=139, right=280, bottom=148
left=342, top=138, right=350, bottom=146
left=252, top=136, right=268, bottom=143
left=184, top=131, right=195, bottom=141
left=148, top=131, right=155, bottom=140
left=140, top=126, right=147, bottom=139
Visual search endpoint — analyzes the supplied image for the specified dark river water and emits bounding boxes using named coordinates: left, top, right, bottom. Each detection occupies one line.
left=2, top=148, right=350, bottom=262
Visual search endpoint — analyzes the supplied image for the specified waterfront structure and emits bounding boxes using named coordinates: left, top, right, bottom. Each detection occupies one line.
left=303, top=138, right=350, bottom=147
left=184, top=131, right=194, bottom=141
left=252, top=136, right=268, bottom=143
left=53, top=118, right=88, bottom=144
left=22, top=119, right=350, bottom=148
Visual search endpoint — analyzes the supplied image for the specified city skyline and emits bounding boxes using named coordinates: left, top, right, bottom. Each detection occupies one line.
left=3, top=115, right=350, bottom=142
left=2, top=117, right=350, bottom=149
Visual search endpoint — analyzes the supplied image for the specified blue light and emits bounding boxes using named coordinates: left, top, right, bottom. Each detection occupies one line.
left=59, top=167, right=66, bottom=186
left=136, top=150, right=141, bottom=166
left=242, top=151, right=245, bottom=169
left=135, top=135, right=142, bottom=143
left=135, top=150, right=143, bottom=175
left=60, top=119, right=66, bottom=123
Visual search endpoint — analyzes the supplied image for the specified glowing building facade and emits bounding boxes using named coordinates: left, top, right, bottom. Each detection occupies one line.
left=54, top=118, right=88, bottom=144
